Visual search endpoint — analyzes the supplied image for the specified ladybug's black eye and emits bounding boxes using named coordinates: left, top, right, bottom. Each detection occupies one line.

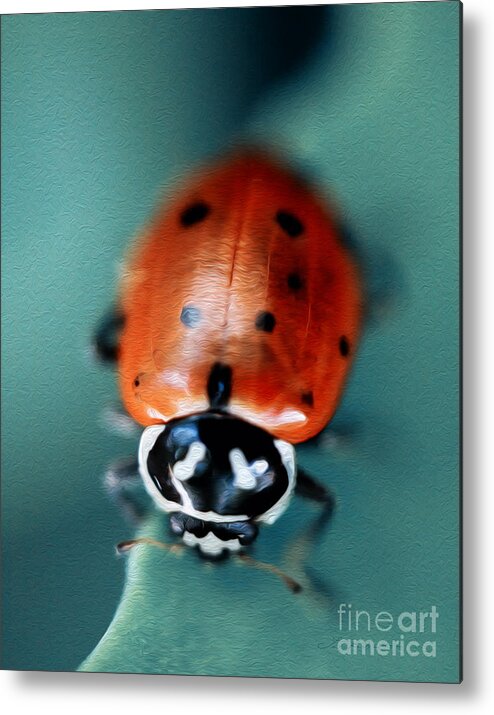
left=180, top=202, right=210, bottom=227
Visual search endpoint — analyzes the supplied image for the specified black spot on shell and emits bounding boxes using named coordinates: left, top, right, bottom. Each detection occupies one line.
left=339, top=336, right=350, bottom=357
left=255, top=311, right=276, bottom=333
left=180, top=202, right=210, bottom=227
left=134, top=377, right=140, bottom=388
left=301, top=391, right=314, bottom=407
left=276, top=210, right=304, bottom=237
left=180, top=305, right=202, bottom=328
left=207, top=362, right=232, bottom=409
left=287, top=272, right=304, bottom=291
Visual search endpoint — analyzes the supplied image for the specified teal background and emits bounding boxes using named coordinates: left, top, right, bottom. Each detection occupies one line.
left=1, top=3, right=460, bottom=682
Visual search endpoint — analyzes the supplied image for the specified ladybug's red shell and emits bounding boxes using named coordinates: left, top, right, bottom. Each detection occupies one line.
left=118, top=152, right=362, bottom=444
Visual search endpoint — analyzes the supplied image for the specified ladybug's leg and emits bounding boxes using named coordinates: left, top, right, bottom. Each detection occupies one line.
left=294, top=468, right=335, bottom=540
left=99, top=403, right=140, bottom=439
left=283, top=469, right=335, bottom=598
left=92, top=305, right=125, bottom=364
left=300, top=421, right=359, bottom=453
left=104, top=456, right=152, bottom=524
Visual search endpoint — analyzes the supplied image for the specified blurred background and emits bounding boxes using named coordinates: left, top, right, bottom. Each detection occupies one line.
left=2, top=3, right=460, bottom=681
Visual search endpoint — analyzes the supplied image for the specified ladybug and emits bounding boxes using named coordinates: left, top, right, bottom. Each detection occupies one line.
left=95, top=150, right=362, bottom=586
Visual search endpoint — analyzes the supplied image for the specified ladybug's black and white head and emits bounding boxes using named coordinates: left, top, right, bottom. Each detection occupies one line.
left=138, top=413, right=296, bottom=558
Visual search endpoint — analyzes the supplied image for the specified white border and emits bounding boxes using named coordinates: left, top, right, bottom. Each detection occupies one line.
left=2, top=0, right=494, bottom=712
left=138, top=426, right=296, bottom=524
left=0, top=0, right=457, bottom=12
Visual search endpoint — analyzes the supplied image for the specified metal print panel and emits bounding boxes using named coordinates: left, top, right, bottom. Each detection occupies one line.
left=1, top=1, right=462, bottom=682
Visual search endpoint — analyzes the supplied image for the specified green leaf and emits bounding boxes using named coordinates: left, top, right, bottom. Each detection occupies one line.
left=79, top=507, right=339, bottom=677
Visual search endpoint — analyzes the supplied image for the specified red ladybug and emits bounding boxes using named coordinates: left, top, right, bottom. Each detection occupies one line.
left=95, top=150, right=362, bottom=573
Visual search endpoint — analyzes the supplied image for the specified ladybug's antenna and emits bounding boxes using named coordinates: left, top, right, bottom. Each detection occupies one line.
left=116, top=539, right=301, bottom=594
left=235, top=552, right=302, bottom=594
left=116, top=537, right=184, bottom=556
